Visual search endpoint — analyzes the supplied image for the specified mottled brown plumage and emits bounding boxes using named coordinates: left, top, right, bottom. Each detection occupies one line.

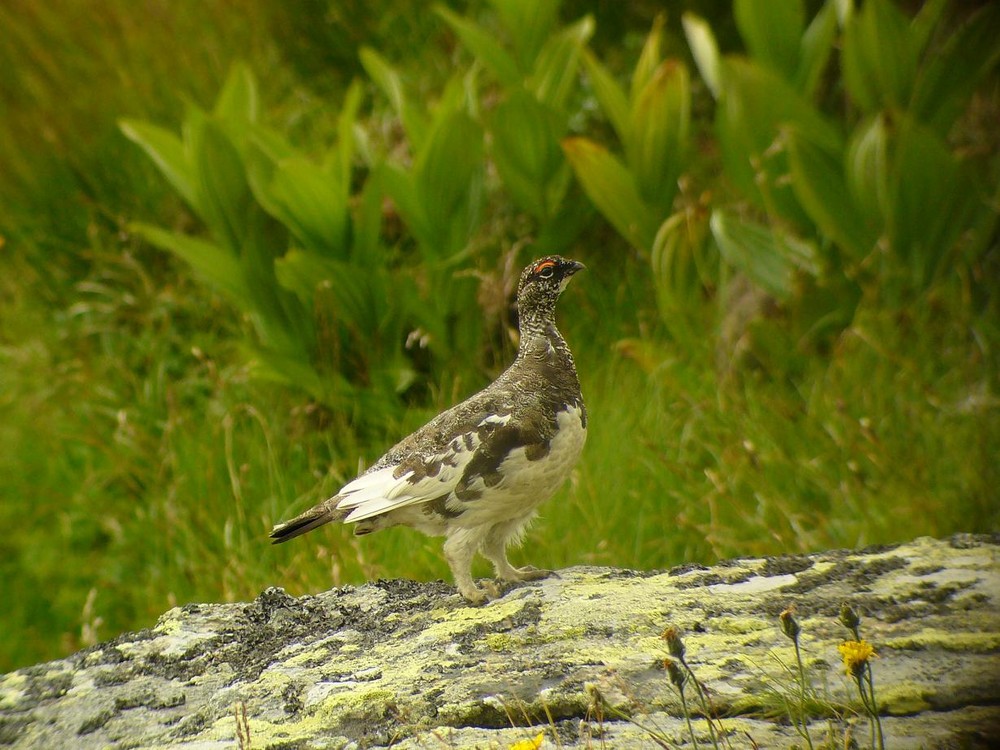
left=270, top=256, right=586, bottom=603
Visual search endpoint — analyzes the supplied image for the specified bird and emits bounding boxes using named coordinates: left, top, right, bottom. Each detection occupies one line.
left=270, top=255, right=587, bottom=604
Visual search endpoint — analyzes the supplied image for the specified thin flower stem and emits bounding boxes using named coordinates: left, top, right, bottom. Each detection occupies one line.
left=792, top=639, right=815, bottom=750
left=864, top=666, right=885, bottom=750
left=678, top=685, right=700, bottom=750
left=681, top=660, right=721, bottom=750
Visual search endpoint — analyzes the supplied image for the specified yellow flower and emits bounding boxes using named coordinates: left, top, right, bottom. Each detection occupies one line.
left=838, top=639, right=876, bottom=677
left=509, top=731, right=545, bottom=750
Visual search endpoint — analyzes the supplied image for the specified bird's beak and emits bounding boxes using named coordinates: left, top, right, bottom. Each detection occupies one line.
left=567, top=260, right=586, bottom=275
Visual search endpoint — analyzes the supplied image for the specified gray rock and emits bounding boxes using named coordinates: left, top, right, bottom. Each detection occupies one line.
left=2, top=534, right=998, bottom=748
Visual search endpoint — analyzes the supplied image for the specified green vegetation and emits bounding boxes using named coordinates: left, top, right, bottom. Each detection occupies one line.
left=1, top=0, right=997, bottom=674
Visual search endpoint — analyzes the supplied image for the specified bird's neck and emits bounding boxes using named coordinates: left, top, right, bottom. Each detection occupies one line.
left=517, top=318, right=576, bottom=373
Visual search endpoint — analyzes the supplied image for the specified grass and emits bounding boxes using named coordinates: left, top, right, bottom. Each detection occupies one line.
left=1, top=2, right=997, bottom=675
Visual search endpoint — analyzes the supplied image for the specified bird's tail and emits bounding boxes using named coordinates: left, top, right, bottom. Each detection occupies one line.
left=269, top=499, right=345, bottom=544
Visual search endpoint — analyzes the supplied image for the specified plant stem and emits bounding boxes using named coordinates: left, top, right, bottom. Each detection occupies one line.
left=864, top=666, right=885, bottom=750
left=792, top=639, right=815, bottom=750
left=681, top=660, right=721, bottom=750
left=678, top=685, right=700, bottom=750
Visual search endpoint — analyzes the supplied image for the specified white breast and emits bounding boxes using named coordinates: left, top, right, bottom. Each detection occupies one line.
left=459, top=404, right=587, bottom=527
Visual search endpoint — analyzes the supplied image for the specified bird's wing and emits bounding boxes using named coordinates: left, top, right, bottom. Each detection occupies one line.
left=335, top=413, right=514, bottom=523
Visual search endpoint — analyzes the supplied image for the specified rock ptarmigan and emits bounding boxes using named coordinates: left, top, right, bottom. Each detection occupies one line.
left=270, top=256, right=587, bottom=603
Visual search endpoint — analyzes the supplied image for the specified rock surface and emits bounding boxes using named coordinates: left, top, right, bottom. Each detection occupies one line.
left=2, top=534, right=998, bottom=749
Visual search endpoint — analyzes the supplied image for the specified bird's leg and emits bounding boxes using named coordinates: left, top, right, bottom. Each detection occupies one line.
left=481, top=521, right=554, bottom=583
left=443, top=528, right=498, bottom=604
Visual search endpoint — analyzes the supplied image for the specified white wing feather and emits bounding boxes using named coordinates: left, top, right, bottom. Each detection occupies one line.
left=334, top=426, right=490, bottom=523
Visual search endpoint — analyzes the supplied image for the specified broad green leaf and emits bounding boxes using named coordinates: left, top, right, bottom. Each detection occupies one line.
left=248, top=152, right=350, bottom=257
left=243, top=342, right=333, bottom=406
left=581, top=49, right=629, bottom=141
left=682, top=13, right=722, bottom=99
left=490, top=0, right=559, bottom=71
left=352, top=172, right=385, bottom=267
left=631, top=15, right=664, bottom=103
left=187, top=115, right=251, bottom=254
left=796, top=0, right=838, bottom=97
left=213, top=62, right=259, bottom=125
left=716, top=59, right=842, bottom=225
left=910, top=0, right=948, bottom=59
left=910, top=2, right=1000, bottom=134
left=626, top=60, right=690, bottom=215
left=845, top=113, right=890, bottom=229
left=379, top=163, right=431, bottom=252
left=236, top=205, right=307, bottom=336
left=119, top=120, right=197, bottom=210
left=530, top=16, right=594, bottom=112
left=734, top=0, right=804, bottom=82
left=842, top=0, right=917, bottom=113
left=491, top=92, right=568, bottom=220
left=651, top=210, right=714, bottom=342
left=710, top=210, right=818, bottom=300
left=888, top=117, right=982, bottom=286
left=132, top=222, right=246, bottom=303
left=562, top=136, right=658, bottom=253
left=435, top=5, right=522, bottom=86
left=325, top=79, right=364, bottom=189
left=359, top=47, right=428, bottom=148
left=786, top=128, right=876, bottom=262
left=275, top=252, right=385, bottom=333
left=416, top=111, right=483, bottom=256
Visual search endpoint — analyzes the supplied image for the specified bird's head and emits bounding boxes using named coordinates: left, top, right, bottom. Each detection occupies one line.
left=515, top=256, right=585, bottom=331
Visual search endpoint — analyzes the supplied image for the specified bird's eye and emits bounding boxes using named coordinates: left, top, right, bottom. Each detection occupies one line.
left=535, top=262, right=556, bottom=278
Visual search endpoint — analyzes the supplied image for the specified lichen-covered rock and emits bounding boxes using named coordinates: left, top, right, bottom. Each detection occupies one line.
left=2, top=535, right=998, bottom=748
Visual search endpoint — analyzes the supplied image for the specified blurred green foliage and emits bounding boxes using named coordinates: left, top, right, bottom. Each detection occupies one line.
left=1, top=0, right=997, bottom=674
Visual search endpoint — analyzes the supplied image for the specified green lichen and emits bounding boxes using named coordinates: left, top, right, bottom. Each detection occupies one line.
left=711, top=616, right=772, bottom=635
left=424, top=598, right=527, bottom=640
left=885, top=629, right=1000, bottom=653
left=485, top=633, right=513, bottom=652
left=877, top=682, right=933, bottom=715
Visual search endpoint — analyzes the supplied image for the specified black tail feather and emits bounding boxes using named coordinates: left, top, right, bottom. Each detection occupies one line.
left=270, top=502, right=340, bottom=544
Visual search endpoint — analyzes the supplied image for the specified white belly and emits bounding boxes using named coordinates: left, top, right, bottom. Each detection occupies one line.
left=460, top=404, right=587, bottom=527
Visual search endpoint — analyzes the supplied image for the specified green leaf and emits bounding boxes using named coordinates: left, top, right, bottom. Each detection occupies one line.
left=132, top=223, right=247, bottom=303
left=910, top=0, right=949, bottom=59
left=734, top=0, right=804, bottom=81
left=786, top=127, right=876, bottom=262
left=716, top=58, right=842, bottom=225
left=359, top=47, right=428, bottom=148
left=213, top=62, right=259, bottom=125
left=845, top=113, right=890, bottom=230
left=682, top=13, right=722, bottom=99
left=796, top=0, right=838, bottom=97
left=626, top=60, right=690, bottom=215
left=888, top=117, right=982, bottom=286
left=490, top=0, right=560, bottom=71
left=491, top=92, right=568, bottom=220
left=631, top=15, right=664, bottom=102
left=581, top=49, right=630, bottom=141
left=119, top=119, right=197, bottom=210
left=416, top=111, right=483, bottom=256
left=247, top=151, right=350, bottom=257
left=651, top=210, right=714, bottom=342
left=530, top=15, right=594, bottom=111
left=325, top=79, right=364, bottom=190
left=435, top=5, right=522, bottom=86
left=710, top=209, right=819, bottom=300
left=562, top=136, right=658, bottom=253
left=275, top=252, right=387, bottom=333
left=842, top=0, right=917, bottom=113
left=187, top=115, right=252, bottom=254
left=379, top=163, right=430, bottom=249
left=910, top=2, right=1000, bottom=134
